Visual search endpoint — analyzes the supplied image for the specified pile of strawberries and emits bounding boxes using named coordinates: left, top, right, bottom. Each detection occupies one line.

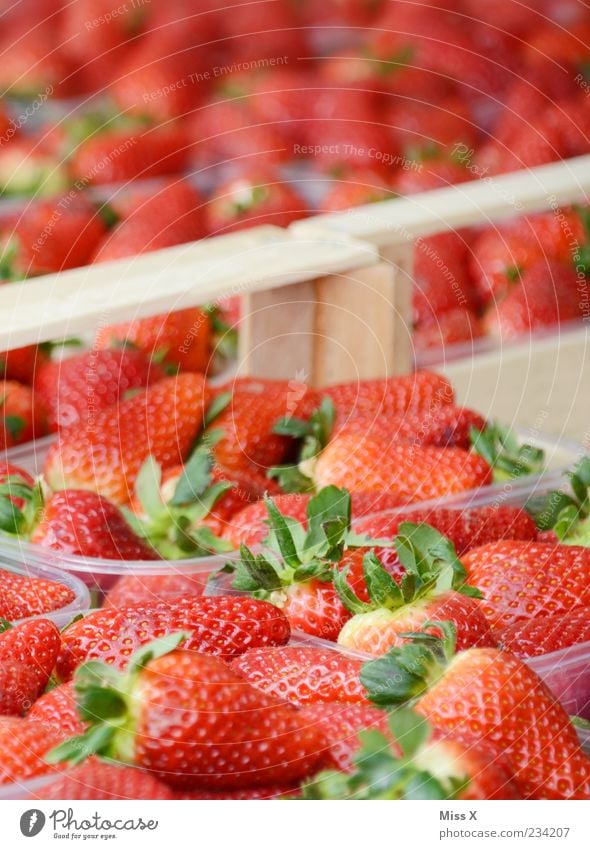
left=0, top=0, right=589, bottom=364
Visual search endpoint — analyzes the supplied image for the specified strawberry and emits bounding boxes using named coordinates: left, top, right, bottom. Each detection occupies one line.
left=0, top=344, right=49, bottom=386
left=0, top=32, right=74, bottom=100
left=485, top=260, right=586, bottom=339
left=0, top=662, right=39, bottom=716
left=462, top=540, right=590, bottom=630
left=386, top=96, right=478, bottom=155
left=391, top=153, right=472, bottom=195
left=218, top=2, right=307, bottom=65
left=0, top=568, right=75, bottom=622
left=176, top=786, right=293, bottom=800
left=231, top=645, right=367, bottom=706
left=104, top=572, right=211, bottom=609
left=306, top=121, right=397, bottom=175
left=69, top=126, right=190, bottom=186
left=320, top=170, right=395, bottom=213
left=43, top=373, right=209, bottom=505
left=0, top=618, right=60, bottom=695
left=336, top=524, right=494, bottom=654
left=413, top=231, right=480, bottom=325
left=0, top=134, right=70, bottom=198
left=302, top=706, right=522, bottom=799
left=92, top=179, right=206, bottom=262
left=361, top=626, right=590, bottom=799
left=1, top=381, right=44, bottom=449
left=497, top=606, right=590, bottom=658
left=51, top=638, right=326, bottom=789
left=0, top=196, right=106, bottom=277
left=95, top=307, right=212, bottom=374
left=27, top=681, right=86, bottom=738
left=56, top=595, right=290, bottom=680
left=311, top=435, right=492, bottom=502
left=39, top=760, right=175, bottom=800
left=0, top=718, right=66, bottom=786
left=298, top=702, right=391, bottom=772
left=30, top=490, right=161, bottom=561
left=205, top=171, right=308, bottom=235
left=324, top=371, right=455, bottom=421
left=33, top=347, right=165, bottom=433
left=414, top=308, right=485, bottom=352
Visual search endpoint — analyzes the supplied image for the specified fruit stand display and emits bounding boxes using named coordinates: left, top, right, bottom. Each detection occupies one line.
left=2, top=0, right=590, bottom=808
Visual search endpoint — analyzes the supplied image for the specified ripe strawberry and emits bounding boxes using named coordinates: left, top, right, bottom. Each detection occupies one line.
left=413, top=231, right=480, bottom=325
left=0, top=345, right=49, bottom=386
left=205, top=171, right=308, bottom=235
left=104, top=572, right=211, bottom=609
left=0, top=134, right=70, bottom=198
left=51, top=641, right=326, bottom=790
left=307, top=121, right=396, bottom=175
left=0, top=618, right=60, bottom=695
left=414, top=308, right=485, bottom=352
left=391, top=155, right=472, bottom=195
left=39, top=760, right=175, bottom=800
left=386, top=96, right=478, bottom=154
left=0, top=32, right=74, bottom=99
left=0, top=718, right=66, bottom=786
left=219, top=2, right=307, bottom=65
left=0, top=662, right=39, bottom=716
left=311, top=435, right=492, bottom=502
left=209, top=377, right=319, bottom=475
left=176, top=786, right=293, bottom=800
left=0, top=568, right=75, bottom=622
left=336, top=524, right=494, bottom=654
left=56, top=596, right=290, bottom=680
left=44, top=373, right=209, bottom=505
left=0, top=196, right=106, bottom=276
left=485, top=260, right=585, bottom=339
left=324, top=371, right=455, bottom=422
left=232, top=645, right=367, bottom=706
left=33, top=347, right=165, bottom=433
left=30, top=490, right=160, bottom=561
left=27, top=682, right=85, bottom=738
left=462, top=540, right=590, bottom=630
left=95, top=307, right=212, bottom=374
left=92, top=180, right=206, bottom=262
left=475, top=116, right=568, bottom=175
left=1, top=381, right=44, bottom=449
left=69, top=126, right=190, bottom=186
left=320, top=170, right=395, bottom=212
left=361, top=627, right=590, bottom=799
left=298, top=702, right=391, bottom=772
left=497, top=606, right=590, bottom=658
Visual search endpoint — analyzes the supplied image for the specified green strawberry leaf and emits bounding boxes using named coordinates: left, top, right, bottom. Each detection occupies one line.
left=232, top=544, right=283, bottom=593
left=0, top=496, right=25, bottom=535
left=170, top=445, right=214, bottom=506
left=134, top=456, right=165, bottom=521
left=267, top=464, right=315, bottom=493
left=204, top=391, right=232, bottom=429
left=471, top=422, right=545, bottom=480
left=264, top=496, right=301, bottom=570
left=4, top=415, right=24, bottom=439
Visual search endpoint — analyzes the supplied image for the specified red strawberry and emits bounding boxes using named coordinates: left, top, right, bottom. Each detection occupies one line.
left=414, top=308, right=485, bottom=352
left=0, top=568, right=75, bottom=622
left=0, top=618, right=60, bottom=695
left=176, top=785, right=293, bottom=800
left=56, top=596, right=290, bottom=680
left=320, top=170, right=395, bottom=212
left=325, top=371, right=454, bottom=422
left=232, top=645, right=367, bottom=706
left=497, top=606, right=590, bottom=658
left=0, top=134, right=70, bottom=198
left=92, top=179, right=206, bottom=262
left=104, top=572, right=211, bottom=609
left=312, top=435, right=492, bottom=502
left=52, top=642, right=326, bottom=790
left=39, top=760, right=175, bottom=800
left=0, top=32, right=74, bottom=100
left=1, top=381, right=44, bottom=449
left=302, top=705, right=521, bottom=799
left=386, top=96, right=478, bottom=154
left=485, top=260, right=585, bottom=339
left=0, top=197, right=106, bottom=276
left=298, top=702, right=391, bottom=772
left=361, top=628, right=590, bottom=799
left=69, top=126, right=190, bottom=186
left=0, top=718, right=66, bottom=786
left=27, top=682, right=85, bottom=738
left=33, top=347, right=165, bottom=433
left=44, top=373, right=209, bottom=505
left=0, top=662, right=39, bottom=716
left=218, top=2, right=307, bottom=65
left=306, top=121, right=396, bottom=175
left=205, top=171, right=308, bottom=235
left=336, top=524, right=494, bottom=654
left=391, top=154, right=472, bottom=195
left=95, top=307, right=212, bottom=375
left=0, top=345, right=50, bottom=386
left=413, top=231, right=480, bottom=324
left=30, top=490, right=160, bottom=561
left=462, top=540, right=590, bottom=630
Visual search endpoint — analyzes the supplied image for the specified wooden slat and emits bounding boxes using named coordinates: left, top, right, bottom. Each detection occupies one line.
left=0, top=228, right=379, bottom=349
left=291, top=154, right=590, bottom=247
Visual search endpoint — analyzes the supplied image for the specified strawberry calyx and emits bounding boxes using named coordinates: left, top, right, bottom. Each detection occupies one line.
left=526, top=456, right=590, bottom=543
left=227, top=485, right=392, bottom=596
left=126, top=444, right=235, bottom=559
left=470, top=422, right=545, bottom=481
left=334, top=522, right=481, bottom=615
left=302, top=707, right=468, bottom=800
left=0, top=237, right=22, bottom=281
left=0, top=475, right=44, bottom=536
left=359, top=621, right=457, bottom=706
left=268, top=397, right=335, bottom=493
left=46, top=632, right=189, bottom=767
